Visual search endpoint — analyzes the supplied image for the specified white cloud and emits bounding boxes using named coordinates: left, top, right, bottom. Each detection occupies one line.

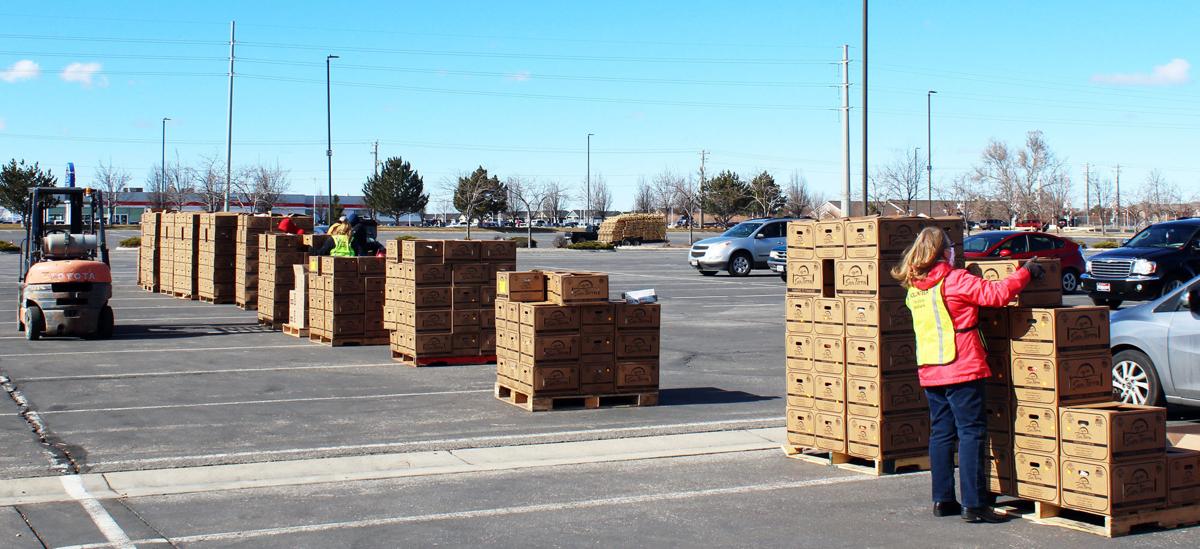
left=1, top=59, right=40, bottom=83
left=60, top=62, right=104, bottom=87
left=507, top=70, right=531, bottom=82
left=1092, top=58, right=1190, bottom=86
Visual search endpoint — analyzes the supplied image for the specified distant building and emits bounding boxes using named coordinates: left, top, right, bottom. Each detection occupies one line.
left=58, top=192, right=370, bottom=224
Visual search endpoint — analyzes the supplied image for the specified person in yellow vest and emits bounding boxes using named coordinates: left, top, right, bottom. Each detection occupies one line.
left=891, top=227, right=1044, bottom=523
left=311, top=216, right=351, bottom=256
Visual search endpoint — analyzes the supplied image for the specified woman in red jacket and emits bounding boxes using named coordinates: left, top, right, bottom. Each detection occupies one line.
left=891, top=227, right=1044, bottom=523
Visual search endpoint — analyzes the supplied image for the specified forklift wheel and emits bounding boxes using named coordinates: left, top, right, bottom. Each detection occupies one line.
left=24, top=305, right=44, bottom=341
left=96, top=306, right=114, bottom=340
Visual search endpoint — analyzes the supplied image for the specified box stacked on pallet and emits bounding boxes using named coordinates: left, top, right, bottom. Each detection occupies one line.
left=158, top=213, right=175, bottom=294
left=384, top=239, right=516, bottom=365
left=494, top=270, right=660, bottom=411
left=1058, top=403, right=1169, bottom=514
left=307, top=256, right=387, bottom=346
left=234, top=215, right=273, bottom=310
left=257, top=233, right=307, bottom=328
left=785, top=216, right=965, bottom=466
left=138, top=211, right=162, bottom=291
left=171, top=212, right=201, bottom=299
left=197, top=213, right=239, bottom=303
left=284, top=264, right=309, bottom=337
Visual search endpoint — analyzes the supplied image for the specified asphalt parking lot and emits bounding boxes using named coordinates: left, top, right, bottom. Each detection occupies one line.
left=1, top=247, right=1194, bottom=547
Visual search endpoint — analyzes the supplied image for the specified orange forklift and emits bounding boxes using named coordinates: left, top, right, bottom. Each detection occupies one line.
left=17, top=186, right=114, bottom=340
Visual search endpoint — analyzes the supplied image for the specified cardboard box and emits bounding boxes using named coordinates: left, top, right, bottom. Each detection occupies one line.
left=1015, top=451, right=1060, bottom=504
left=452, top=284, right=481, bottom=306
left=846, top=412, right=930, bottom=458
left=978, top=307, right=1009, bottom=339
left=786, top=220, right=817, bottom=259
left=985, top=397, right=1013, bottom=435
left=1060, top=456, right=1167, bottom=515
left=480, top=240, right=518, bottom=261
left=546, top=272, right=609, bottom=303
left=814, top=219, right=846, bottom=258
left=965, top=258, right=1063, bottom=295
left=1010, top=352, right=1113, bottom=405
left=1009, top=306, right=1110, bottom=356
left=834, top=258, right=905, bottom=298
left=812, top=336, right=844, bottom=375
left=844, top=216, right=927, bottom=257
left=401, top=263, right=452, bottom=285
left=814, top=374, right=845, bottom=414
left=1059, top=402, right=1167, bottom=461
left=442, top=240, right=481, bottom=262
left=385, top=239, right=404, bottom=261
left=786, top=335, right=814, bottom=361
left=497, top=271, right=547, bottom=301
left=844, top=335, right=918, bottom=379
left=785, top=294, right=815, bottom=325
left=579, top=325, right=614, bottom=355
left=846, top=374, right=927, bottom=417
left=613, top=302, right=660, bottom=329
left=580, top=303, right=616, bottom=325
left=615, top=360, right=658, bottom=391
left=843, top=298, right=911, bottom=338
left=401, top=286, right=453, bottom=308
left=786, top=258, right=833, bottom=295
left=580, top=355, right=615, bottom=388
left=1014, top=403, right=1060, bottom=454
left=814, top=412, right=846, bottom=453
left=452, top=263, right=489, bottom=284
left=787, top=370, right=815, bottom=409
left=615, top=330, right=660, bottom=359
left=813, top=297, right=844, bottom=336
left=1167, top=447, right=1200, bottom=506
left=519, top=303, right=581, bottom=331
left=402, top=240, right=445, bottom=261
left=787, top=407, right=817, bottom=447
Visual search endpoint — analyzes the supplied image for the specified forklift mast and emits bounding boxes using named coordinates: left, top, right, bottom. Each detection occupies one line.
left=19, top=187, right=109, bottom=283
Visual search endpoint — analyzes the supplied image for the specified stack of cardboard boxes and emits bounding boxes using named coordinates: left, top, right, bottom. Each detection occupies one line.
left=307, top=256, right=387, bottom=345
left=785, top=216, right=963, bottom=463
left=158, top=213, right=175, bottom=294
left=197, top=213, right=239, bottom=304
left=234, top=215, right=273, bottom=310
left=383, top=239, right=515, bottom=365
left=137, top=211, right=162, bottom=292
left=257, top=234, right=307, bottom=328
left=494, top=270, right=661, bottom=411
left=169, top=212, right=201, bottom=299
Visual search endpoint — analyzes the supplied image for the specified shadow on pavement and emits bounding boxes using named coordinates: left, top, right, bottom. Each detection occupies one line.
left=111, top=322, right=270, bottom=339
left=658, top=387, right=778, bottom=406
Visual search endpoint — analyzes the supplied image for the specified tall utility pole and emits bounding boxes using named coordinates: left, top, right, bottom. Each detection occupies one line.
left=698, top=149, right=708, bottom=231
left=1114, top=164, right=1122, bottom=230
left=1084, top=163, right=1090, bottom=226
left=860, top=0, right=869, bottom=216
left=223, top=20, right=236, bottom=212
left=926, top=90, right=936, bottom=216
left=586, top=133, right=593, bottom=226
left=372, top=140, right=379, bottom=177
left=325, top=54, right=339, bottom=224
left=840, top=44, right=850, bottom=216
left=161, top=117, right=170, bottom=193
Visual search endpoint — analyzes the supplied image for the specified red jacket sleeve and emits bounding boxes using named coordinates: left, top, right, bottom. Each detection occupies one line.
left=946, top=267, right=1031, bottom=308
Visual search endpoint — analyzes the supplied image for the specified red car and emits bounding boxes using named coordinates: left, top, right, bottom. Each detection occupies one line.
left=963, top=231, right=1086, bottom=293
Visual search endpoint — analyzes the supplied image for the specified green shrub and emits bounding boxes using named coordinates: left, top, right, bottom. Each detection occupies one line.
left=118, top=236, right=141, bottom=248
left=553, top=235, right=570, bottom=248
left=508, top=236, right=536, bottom=248
left=1092, top=240, right=1120, bottom=249
left=0, top=240, right=18, bottom=252
left=567, top=240, right=616, bottom=251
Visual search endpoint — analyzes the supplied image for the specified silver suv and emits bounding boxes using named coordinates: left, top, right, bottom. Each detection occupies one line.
left=688, top=218, right=793, bottom=276
left=1109, top=273, right=1200, bottom=408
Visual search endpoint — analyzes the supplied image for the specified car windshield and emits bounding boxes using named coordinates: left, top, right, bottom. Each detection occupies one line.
left=964, top=233, right=1010, bottom=253
left=1124, top=225, right=1197, bottom=249
left=722, top=222, right=763, bottom=238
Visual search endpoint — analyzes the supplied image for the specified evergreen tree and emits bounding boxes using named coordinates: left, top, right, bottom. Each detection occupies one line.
left=362, top=156, right=429, bottom=224
left=0, top=159, right=57, bottom=225
left=701, top=170, right=751, bottom=226
left=453, top=166, right=507, bottom=238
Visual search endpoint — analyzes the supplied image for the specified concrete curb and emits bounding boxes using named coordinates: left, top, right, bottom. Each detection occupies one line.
left=0, top=427, right=786, bottom=506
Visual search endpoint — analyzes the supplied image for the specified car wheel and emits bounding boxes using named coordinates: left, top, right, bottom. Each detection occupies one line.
left=699, top=270, right=717, bottom=277
left=1112, top=349, right=1163, bottom=406
left=727, top=252, right=753, bottom=277
left=1161, top=278, right=1185, bottom=298
left=1061, top=269, right=1079, bottom=294
left=24, top=305, right=44, bottom=341
left=1090, top=296, right=1122, bottom=310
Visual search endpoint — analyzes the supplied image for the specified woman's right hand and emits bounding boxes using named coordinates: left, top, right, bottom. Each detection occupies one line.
left=1022, top=258, right=1045, bottom=280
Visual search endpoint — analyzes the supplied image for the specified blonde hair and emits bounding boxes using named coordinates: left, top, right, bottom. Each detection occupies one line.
left=328, top=222, right=350, bottom=236
left=890, top=227, right=953, bottom=288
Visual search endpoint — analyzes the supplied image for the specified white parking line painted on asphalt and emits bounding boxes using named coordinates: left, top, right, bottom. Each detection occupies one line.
left=20, top=362, right=402, bottom=382
left=60, top=475, right=136, bottom=549
left=41, top=388, right=493, bottom=415
left=91, top=416, right=783, bottom=468
left=58, top=472, right=899, bottom=548
left=0, top=315, right=256, bottom=326
left=0, top=343, right=307, bottom=358
left=668, top=294, right=779, bottom=299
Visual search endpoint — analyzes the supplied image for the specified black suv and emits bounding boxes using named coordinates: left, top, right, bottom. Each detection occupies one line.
left=1080, top=218, right=1200, bottom=308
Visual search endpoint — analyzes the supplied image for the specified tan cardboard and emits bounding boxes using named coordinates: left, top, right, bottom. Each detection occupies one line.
left=1060, top=457, right=1167, bottom=515
left=615, top=360, right=658, bottom=391
left=1015, top=451, right=1060, bottom=504
left=1059, top=402, right=1167, bottom=461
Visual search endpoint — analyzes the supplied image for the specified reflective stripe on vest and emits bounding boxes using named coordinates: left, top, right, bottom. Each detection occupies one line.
left=906, top=279, right=957, bottom=366
left=330, top=234, right=354, bottom=257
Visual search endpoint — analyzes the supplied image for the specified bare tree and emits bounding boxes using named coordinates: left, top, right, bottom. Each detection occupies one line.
left=157, top=159, right=195, bottom=211
left=970, top=139, right=1020, bottom=223
left=508, top=176, right=547, bottom=244
left=747, top=170, right=785, bottom=218
left=235, top=163, right=289, bottom=213
left=652, top=171, right=680, bottom=218
left=196, top=155, right=226, bottom=213
left=542, top=180, right=571, bottom=223
left=663, top=170, right=701, bottom=243
left=1136, top=170, right=1182, bottom=226
left=94, top=160, right=131, bottom=222
left=782, top=172, right=817, bottom=218
left=1091, top=177, right=1116, bottom=232
left=1017, top=131, right=1069, bottom=225
left=949, top=174, right=989, bottom=228
left=875, top=148, right=926, bottom=215
left=633, top=177, right=655, bottom=213
left=587, top=174, right=613, bottom=220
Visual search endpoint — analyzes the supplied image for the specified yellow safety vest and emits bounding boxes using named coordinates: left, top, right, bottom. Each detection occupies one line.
left=906, top=279, right=958, bottom=366
left=330, top=234, right=354, bottom=257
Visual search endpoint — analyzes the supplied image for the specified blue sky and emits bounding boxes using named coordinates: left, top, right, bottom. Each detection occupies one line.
left=1, top=1, right=1197, bottom=211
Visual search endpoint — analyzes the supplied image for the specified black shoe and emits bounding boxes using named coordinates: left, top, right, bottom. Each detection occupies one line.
left=962, top=507, right=1009, bottom=523
left=933, top=501, right=962, bottom=517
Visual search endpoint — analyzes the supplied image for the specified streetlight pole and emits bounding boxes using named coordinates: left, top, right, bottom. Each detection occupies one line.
left=586, top=133, right=593, bottom=227
left=326, top=54, right=339, bottom=224
left=927, top=90, right=936, bottom=216
left=161, top=117, right=170, bottom=200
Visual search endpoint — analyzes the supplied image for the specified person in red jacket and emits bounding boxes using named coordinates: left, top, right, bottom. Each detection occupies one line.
left=277, top=217, right=305, bottom=235
left=891, top=227, right=1044, bottom=523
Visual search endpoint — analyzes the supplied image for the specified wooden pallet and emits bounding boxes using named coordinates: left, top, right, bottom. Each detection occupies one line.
left=281, top=324, right=308, bottom=338
left=494, top=382, right=658, bottom=412
left=389, top=351, right=497, bottom=367
left=172, top=291, right=198, bottom=300
left=994, top=498, right=1200, bottom=538
left=308, top=333, right=388, bottom=347
left=197, top=295, right=235, bottom=304
left=782, top=445, right=930, bottom=476
left=139, top=284, right=159, bottom=293
left=256, top=317, right=283, bottom=330
left=234, top=300, right=252, bottom=310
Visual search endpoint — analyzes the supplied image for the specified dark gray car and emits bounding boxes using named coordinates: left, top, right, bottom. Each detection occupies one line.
left=1109, top=273, right=1200, bottom=407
